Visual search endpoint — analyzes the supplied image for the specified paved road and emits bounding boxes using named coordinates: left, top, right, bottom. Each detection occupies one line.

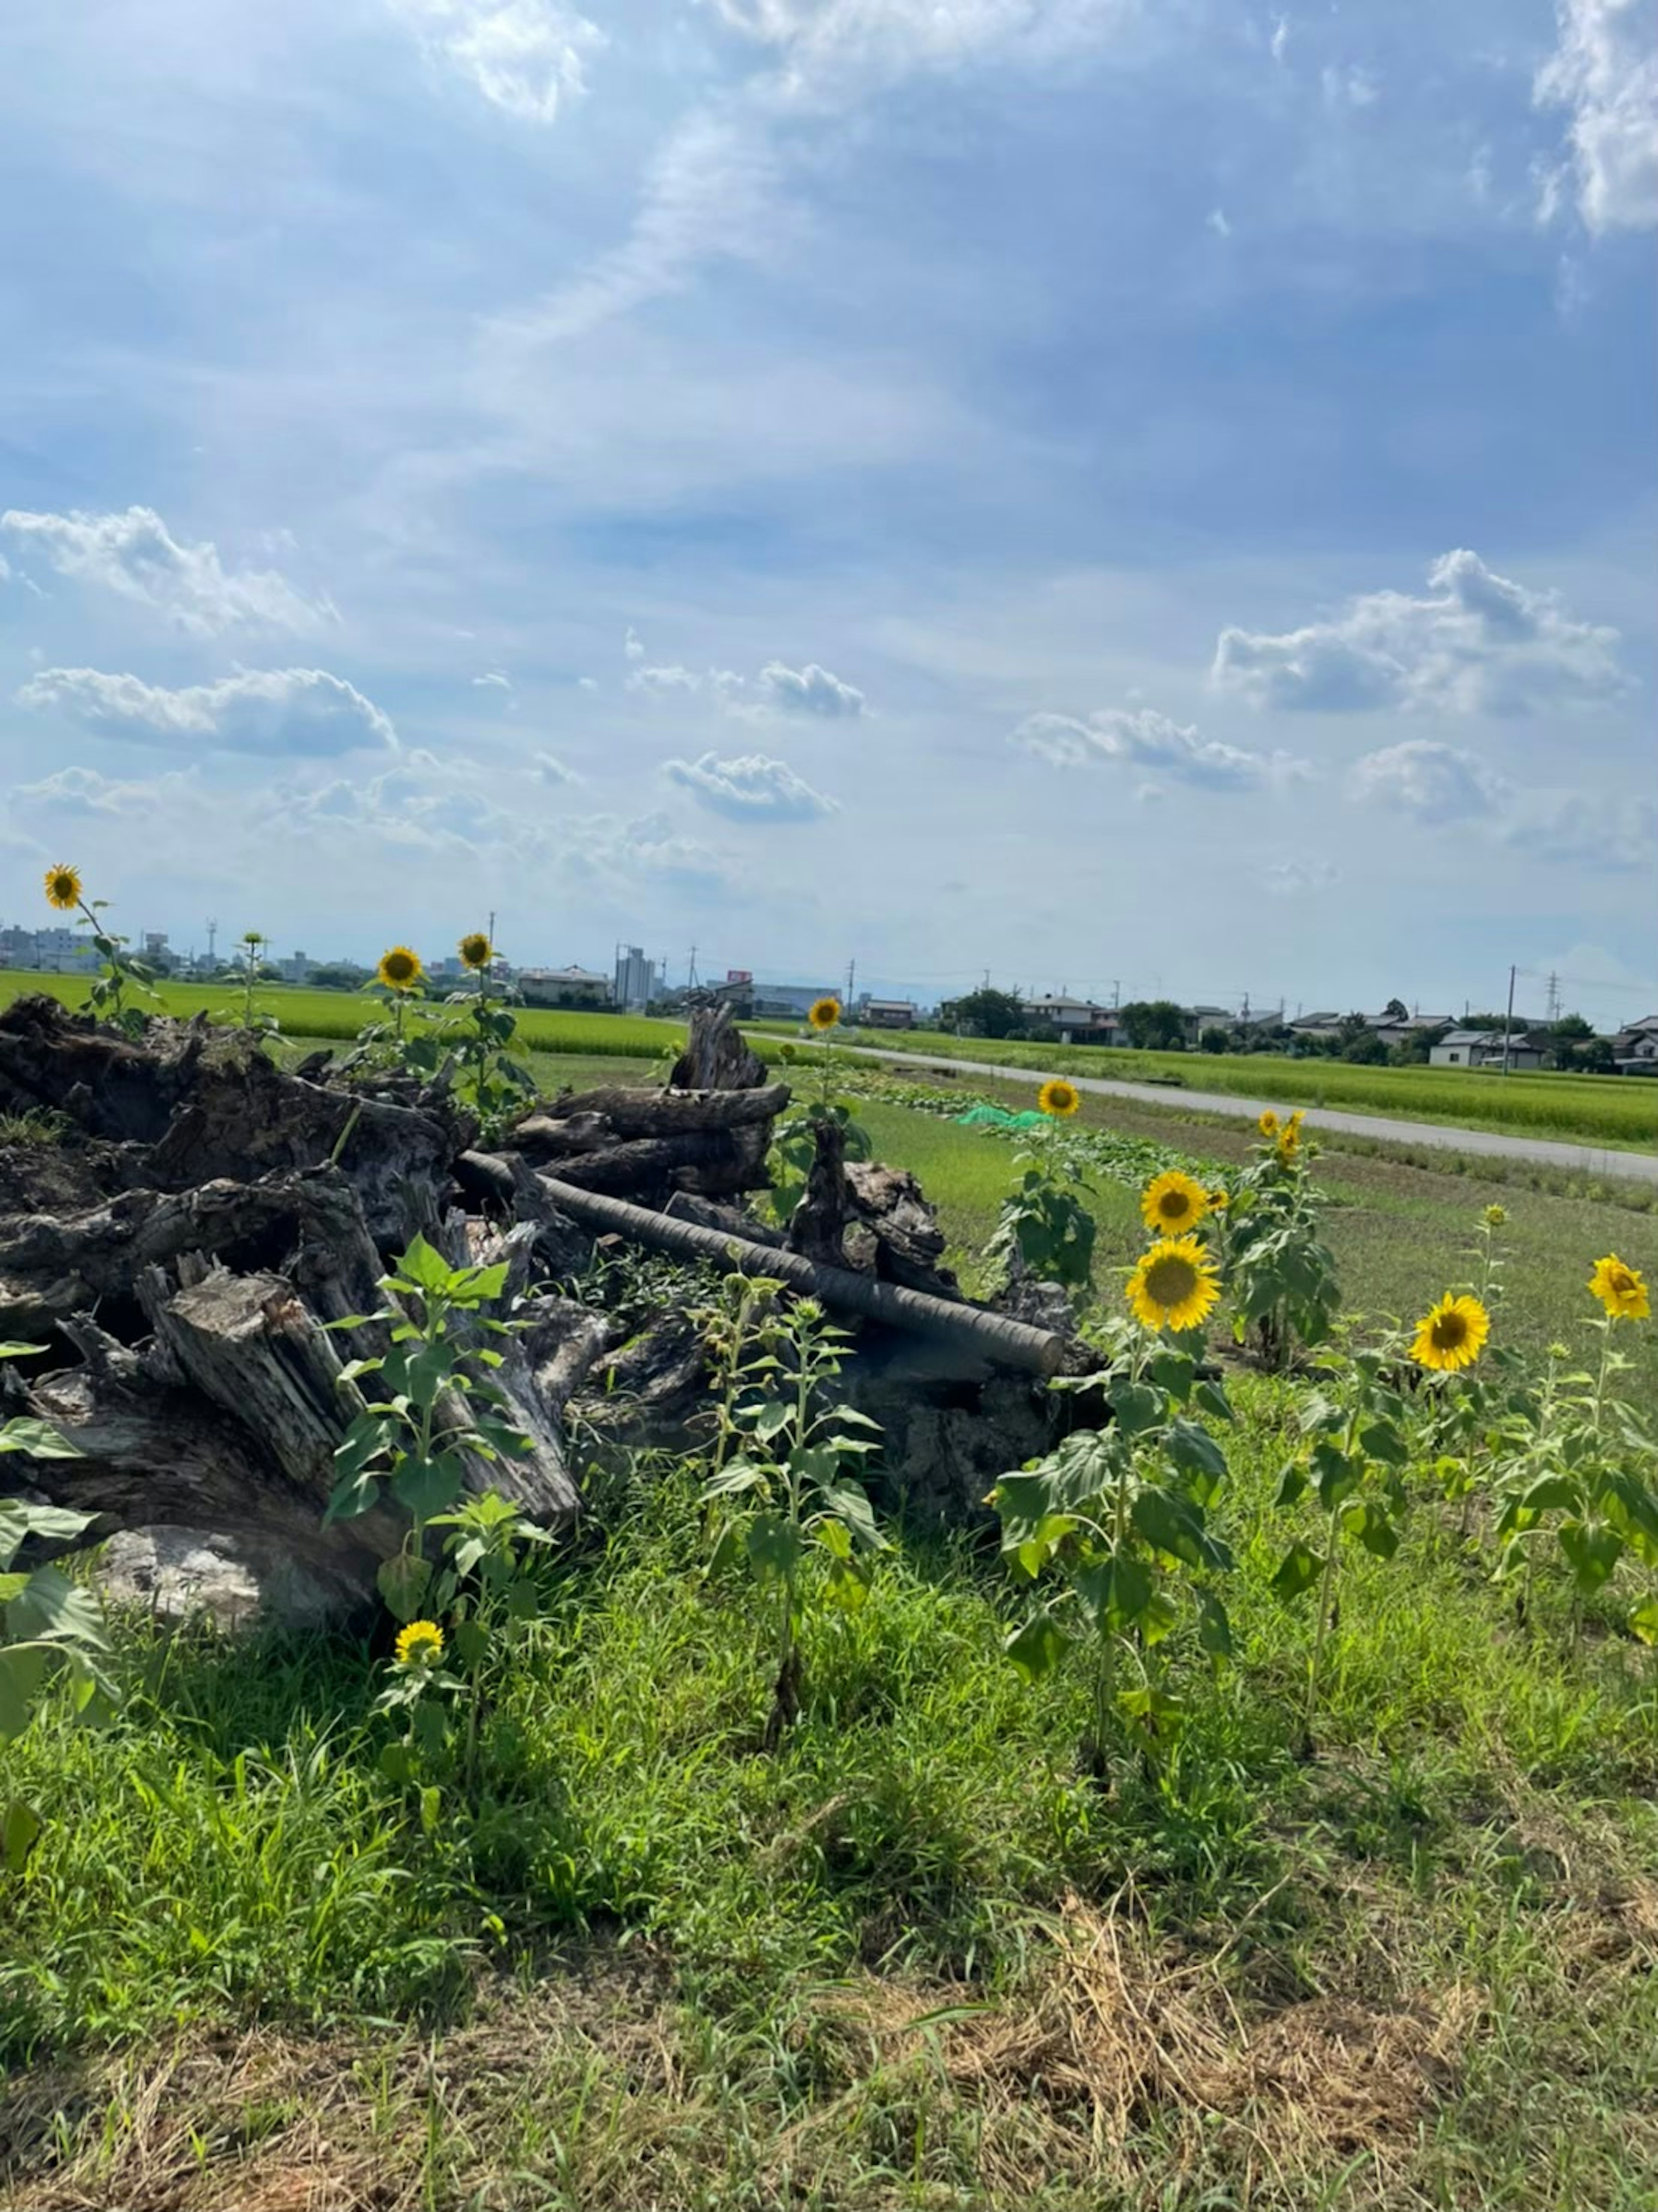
left=844, top=1046, right=1658, bottom=1188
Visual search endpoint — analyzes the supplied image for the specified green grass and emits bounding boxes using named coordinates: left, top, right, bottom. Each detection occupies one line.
left=854, top=1089, right=1658, bottom=1404
left=0, top=969, right=684, bottom=1059
left=3, top=1391, right=1655, bottom=2209
left=764, top=1022, right=1658, bottom=1150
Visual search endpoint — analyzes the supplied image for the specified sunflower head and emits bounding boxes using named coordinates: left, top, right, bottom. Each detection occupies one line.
left=377, top=945, right=424, bottom=993
left=1482, top=1204, right=1508, bottom=1229
left=1588, top=1253, right=1650, bottom=1322
left=1038, top=1077, right=1081, bottom=1119
left=808, top=996, right=841, bottom=1033
left=1275, top=1123, right=1302, bottom=1162
left=1127, top=1236, right=1221, bottom=1334
left=1140, top=1169, right=1209, bottom=1236
left=394, top=1619, right=444, bottom=1667
left=44, top=864, right=83, bottom=913
left=1411, top=1293, right=1490, bottom=1374
left=1256, top=1109, right=1280, bottom=1139
left=1208, top=1187, right=1230, bottom=1211
left=459, top=932, right=493, bottom=972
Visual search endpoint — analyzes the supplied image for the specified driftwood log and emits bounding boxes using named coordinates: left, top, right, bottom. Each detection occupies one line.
left=0, top=991, right=1091, bottom=1618
left=537, top=1176, right=1066, bottom=1377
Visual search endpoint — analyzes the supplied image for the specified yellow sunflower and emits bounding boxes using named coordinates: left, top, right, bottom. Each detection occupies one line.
left=1257, top=1109, right=1280, bottom=1139
left=458, top=931, right=493, bottom=972
left=1482, top=1204, right=1507, bottom=1229
left=1588, top=1254, right=1650, bottom=1322
left=1140, top=1169, right=1209, bottom=1236
left=1208, top=1187, right=1230, bottom=1211
left=1127, top=1236, right=1221, bottom=1333
left=44, top=864, right=83, bottom=912
left=1038, top=1077, right=1081, bottom=1119
left=808, top=996, right=841, bottom=1033
left=394, top=1619, right=444, bottom=1666
left=1275, top=1123, right=1302, bottom=1162
left=377, top=945, right=424, bottom=993
left=1410, top=1293, right=1490, bottom=1374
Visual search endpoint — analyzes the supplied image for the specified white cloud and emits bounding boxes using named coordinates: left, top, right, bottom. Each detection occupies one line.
left=1535, top=0, right=1658, bottom=232
left=14, top=763, right=197, bottom=817
left=1503, top=787, right=1658, bottom=871
left=1010, top=704, right=1307, bottom=789
left=1348, top=739, right=1655, bottom=870
left=623, top=627, right=645, bottom=662
left=1206, top=206, right=1231, bottom=238
left=472, top=671, right=512, bottom=691
left=627, top=662, right=707, bottom=697
left=388, top=0, right=601, bottom=125
left=1212, top=549, right=1628, bottom=716
left=1269, top=13, right=1288, bottom=65
left=17, top=666, right=399, bottom=757
left=1262, top=858, right=1338, bottom=896
left=663, top=750, right=837, bottom=821
left=756, top=659, right=866, bottom=718
left=533, top=749, right=579, bottom=784
left=576, top=675, right=599, bottom=691
left=1320, top=63, right=1378, bottom=109
left=1347, top=739, right=1507, bottom=821
left=0, top=505, right=335, bottom=636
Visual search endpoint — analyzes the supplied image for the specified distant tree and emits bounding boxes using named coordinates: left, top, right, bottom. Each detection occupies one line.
left=1391, top=1022, right=1449, bottom=1065
left=1382, top=996, right=1409, bottom=1022
left=1576, top=1037, right=1616, bottom=1075
left=1336, top=1012, right=1388, bottom=1065
left=309, top=963, right=368, bottom=991
left=1546, top=1013, right=1595, bottom=1069
left=1199, top=1025, right=1231, bottom=1054
left=1462, top=1012, right=1508, bottom=1030
left=942, top=986, right=1026, bottom=1039
left=1118, top=998, right=1187, bottom=1051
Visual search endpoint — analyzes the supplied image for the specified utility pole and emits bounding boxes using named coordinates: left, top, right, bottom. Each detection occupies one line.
left=687, top=942, right=698, bottom=988
left=206, top=917, right=218, bottom=971
left=1500, top=964, right=1517, bottom=1075
left=845, top=957, right=856, bottom=1011
left=1546, top=970, right=1561, bottom=1023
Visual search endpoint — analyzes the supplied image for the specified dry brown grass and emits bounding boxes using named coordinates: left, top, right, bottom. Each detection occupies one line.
left=0, top=1899, right=1502, bottom=2212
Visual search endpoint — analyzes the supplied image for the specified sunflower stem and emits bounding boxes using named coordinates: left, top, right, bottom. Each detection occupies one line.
left=1304, top=1500, right=1342, bottom=1754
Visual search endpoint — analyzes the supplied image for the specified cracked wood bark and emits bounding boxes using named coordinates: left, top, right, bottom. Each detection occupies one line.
left=538, top=1174, right=1066, bottom=1378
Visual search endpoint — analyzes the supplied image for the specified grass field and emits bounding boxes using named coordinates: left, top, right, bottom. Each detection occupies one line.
left=750, top=1022, right=1658, bottom=1151
left=854, top=1094, right=1658, bottom=1405
left=4, top=1390, right=1655, bottom=2209
left=0, top=969, right=685, bottom=1061
left=4, top=1051, right=1658, bottom=2207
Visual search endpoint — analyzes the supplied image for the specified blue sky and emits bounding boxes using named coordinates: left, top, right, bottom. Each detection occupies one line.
left=0, top=0, right=1652, bottom=1021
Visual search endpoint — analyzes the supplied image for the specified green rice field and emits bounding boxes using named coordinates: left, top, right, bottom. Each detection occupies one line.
left=0, top=970, right=684, bottom=1060
left=753, top=1021, right=1658, bottom=1151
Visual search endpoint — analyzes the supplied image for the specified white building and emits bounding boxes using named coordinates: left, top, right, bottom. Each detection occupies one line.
left=613, top=947, right=659, bottom=1012
left=1613, top=1015, right=1658, bottom=1075
left=1429, top=1028, right=1547, bottom=1071
left=522, top=964, right=614, bottom=1008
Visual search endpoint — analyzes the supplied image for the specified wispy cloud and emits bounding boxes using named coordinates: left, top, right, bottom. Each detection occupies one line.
left=1, top=506, right=336, bottom=636
left=664, top=749, right=837, bottom=821
left=18, top=666, right=399, bottom=756
left=1010, top=704, right=1307, bottom=789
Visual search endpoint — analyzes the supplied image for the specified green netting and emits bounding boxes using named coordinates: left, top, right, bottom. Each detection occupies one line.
left=954, top=1105, right=1047, bottom=1128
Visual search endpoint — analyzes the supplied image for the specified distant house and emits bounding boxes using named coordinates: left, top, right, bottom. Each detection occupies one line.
left=1025, top=996, right=1128, bottom=1046
left=1288, top=1011, right=1343, bottom=1046
left=1612, top=1014, right=1658, bottom=1076
left=520, top=964, right=614, bottom=1008
left=861, top=998, right=917, bottom=1030
left=1429, top=1028, right=1548, bottom=1072
left=1370, top=1012, right=1453, bottom=1051
left=1183, top=1005, right=1236, bottom=1045
left=752, top=983, right=841, bottom=1021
